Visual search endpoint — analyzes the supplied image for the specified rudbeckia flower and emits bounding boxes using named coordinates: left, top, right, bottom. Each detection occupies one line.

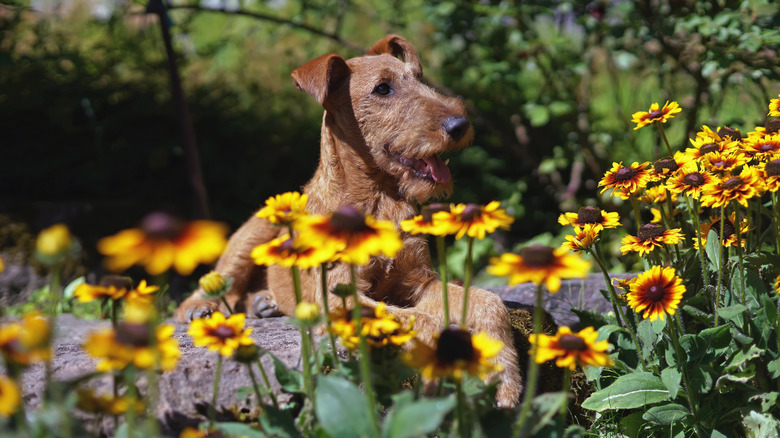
left=0, top=375, right=20, bottom=417
left=558, top=206, right=620, bottom=232
left=699, top=150, right=747, bottom=174
left=700, top=168, right=762, bottom=208
left=758, top=159, right=780, bottom=193
left=256, top=192, right=310, bottom=226
left=84, top=322, right=180, bottom=372
left=98, top=212, right=228, bottom=276
left=0, top=311, right=52, bottom=365
left=488, top=245, right=590, bottom=293
left=187, top=311, right=254, bottom=357
left=684, top=125, right=738, bottom=161
left=403, top=328, right=503, bottom=381
left=400, top=203, right=452, bottom=236
left=647, top=152, right=690, bottom=181
left=251, top=234, right=337, bottom=269
left=76, top=389, right=145, bottom=416
left=774, top=275, right=780, bottom=295
left=529, top=326, right=613, bottom=370
left=599, top=161, right=652, bottom=200
left=631, top=101, right=681, bottom=130
left=626, top=266, right=685, bottom=322
left=431, top=201, right=514, bottom=240
left=35, top=223, right=75, bottom=259
left=665, top=162, right=714, bottom=199
left=620, top=223, right=684, bottom=256
left=329, top=302, right=415, bottom=350
left=561, top=225, right=600, bottom=253
left=768, top=94, right=780, bottom=117
left=741, top=133, right=780, bottom=162
left=696, top=212, right=750, bottom=248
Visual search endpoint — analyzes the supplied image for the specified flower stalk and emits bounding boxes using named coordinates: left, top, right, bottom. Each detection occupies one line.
left=460, top=236, right=475, bottom=327
left=436, top=236, right=451, bottom=328
left=513, top=284, right=545, bottom=437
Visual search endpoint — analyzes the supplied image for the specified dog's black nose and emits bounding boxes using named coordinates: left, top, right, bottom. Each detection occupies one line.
left=443, top=116, right=470, bottom=141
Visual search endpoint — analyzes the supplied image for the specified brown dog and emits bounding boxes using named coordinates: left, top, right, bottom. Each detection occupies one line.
left=175, top=35, right=522, bottom=406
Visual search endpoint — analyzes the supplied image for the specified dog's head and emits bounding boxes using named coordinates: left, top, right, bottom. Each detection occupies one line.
left=291, top=35, right=474, bottom=204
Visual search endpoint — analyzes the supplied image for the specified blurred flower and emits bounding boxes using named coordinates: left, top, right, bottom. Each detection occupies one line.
left=759, top=159, right=780, bottom=192
left=741, top=133, right=780, bottom=162
left=294, top=301, right=320, bottom=323
left=251, top=234, right=336, bottom=269
left=76, top=389, right=144, bottom=416
left=0, top=255, right=4, bottom=273
left=199, top=271, right=228, bottom=296
left=631, top=101, right=681, bottom=130
left=700, top=168, right=762, bottom=208
left=98, top=212, right=228, bottom=276
left=699, top=150, right=747, bottom=174
left=179, top=427, right=213, bottom=438
left=638, top=185, right=668, bottom=204
left=232, top=344, right=262, bottom=364
left=298, top=206, right=402, bottom=265
left=400, top=203, right=451, bottom=236
left=697, top=212, right=750, bottom=248
left=0, top=311, right=52, bottom=365
left=84, top=321, right=180, bottom=372
left=599, top=161, right=651, bottom=200
left=768, top=94, right=780, bottom=117
left=0, top=374, right=20, bottom=417
left=612, top=277, right=636, bottom=294
left=620, top=223, right=684, bottom=256
left=562, top=225, right=599, bottom=253
left=188, top=312, right=254, bottom=357
left=75, top=277, right=157, bottom=304
left=529, top=326, right=613, bottom=370
left=488, top=245, right=590, bottom=293
left=775, top=275, right=780, bottom=295
left=403, top=328, right=503, bottom=381
left=36, top=223, right=73, bottom=257
left=431, top=201, right=514, bottom=240
left=627, top=266, right=685, bottom=322
left=329, top=302, right=415, bottom=350
left=558, top=206, right=620, bottom=232
left=665, top=162, right=714, bottom=199
left=256, top=192, right=309, bottom=226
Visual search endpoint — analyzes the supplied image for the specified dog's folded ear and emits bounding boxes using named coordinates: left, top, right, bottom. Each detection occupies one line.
left=291, top=54, right=350, bottom=109
left=367, top=34, right=422, bottom=79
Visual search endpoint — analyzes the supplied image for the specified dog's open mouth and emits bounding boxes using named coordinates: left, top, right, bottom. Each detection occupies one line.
left=386, top=146, right=451, bottom=184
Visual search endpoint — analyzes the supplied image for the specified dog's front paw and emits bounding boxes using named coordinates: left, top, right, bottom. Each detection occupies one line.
left=175, top=298, right=220, bottom=323
left=252, top=294, right=283, bottom=318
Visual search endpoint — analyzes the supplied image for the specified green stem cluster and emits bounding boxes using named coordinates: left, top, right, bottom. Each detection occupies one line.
left=513, top=284, right=545, bottom=437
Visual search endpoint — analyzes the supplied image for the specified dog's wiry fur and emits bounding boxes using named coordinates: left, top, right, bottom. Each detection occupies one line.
left=175, top=35, right=522, bottom=406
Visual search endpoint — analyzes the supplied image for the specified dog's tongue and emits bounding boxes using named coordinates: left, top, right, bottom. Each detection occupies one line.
left=423, top=156, right=451, bottom=183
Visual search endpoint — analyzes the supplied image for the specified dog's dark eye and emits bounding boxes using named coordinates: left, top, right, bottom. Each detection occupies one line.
left=373, top=83, right=392, bottom=96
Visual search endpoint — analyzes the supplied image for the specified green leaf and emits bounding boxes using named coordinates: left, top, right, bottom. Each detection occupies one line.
left=530, top=392, right=568, bottom=435
left=637, top=318, right=665, bottom=357
left=381, top=391, right=455, bottom=438
left=215, top=422, right=267, bottom=438
left=270, top=352, right=304, bottom=394
left=705, top=229, right=722, bottom=266
left=724, top=345, right=764, bottom=372
left=750, top=392, right=779, bottom=413
left=743, top=410, right=780, bottom=436
left=315, top=375, right=376, bottom=438
left=642, top=403, right=690, bottom=425
left=767, top=357, right=780, bottom=379
left=717, top=305, right=747, bottom=322
left=62, top=276, right=86, bottom=300
left=687, top=366, right=713, bottom=394
left=661, top=367, right=682, bottom=397
left=581, top=372, right=670, bottom=412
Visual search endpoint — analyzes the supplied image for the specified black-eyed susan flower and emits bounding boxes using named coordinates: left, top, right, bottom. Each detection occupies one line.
left=0, top=255, right=4, bottom=273
left=699, top=149, right=747, bottom=174
left=188, top=311, right=254, bottom=357
left=620, top=223, right=684, bottom=256
left=84, top=319, right=180, bottom=372
left=488, top=245, right=590, bottom=293
left=558, top=206, right=620, bottom=232
left=599, top=161, right=652, bottom=200
left=329, top=302, right=415, bottom=350
left=0, top=312, right=52, bottom=366
left=665, top=162, right=714, bottom=199
left=648, top=152, right=691, bottom=182
left=774, top=275, right=780, bottom=295
left=696, top=212, right=750, bottom=248
left=297, top=206, right=402, bottom=266
left=98, top=212, right=228, bottom=276
left=251, top=234, right=336, bottom=269
left=562, top=225, right=600, bottom=253
left=256, top=192, right=309, bottom=226
left=759, top=159, right=780, bottom=192
left=638, top=185, right=668, bottom=204
left=769, top=95, right=780, bottom=117
left=74, top=275, right=133, bottom=302
left=631, top=101, right=681, bottom=130
left=199, top=271, right=229, bottom=296
left=626, top=266, right=685, bottom=322
left=684, top=125, right=738, bottom=162
left=76, top=389, right=145, bottom=416
left=400, top=203, right=451, bottom=236
left=0, top=374, right=20, bottom=417
left=431, top=201, right=514, bottom=240
left=35, top=223, right=78, bottom=265
left=700, top=168, right=762, bottom=208
left=529, top=326, right=613, bottom=370
left=294, top=301, right=320, bottom=323
left=403, top=328, right=503, bottom=381
left=742, top=133, right=780, bottom=162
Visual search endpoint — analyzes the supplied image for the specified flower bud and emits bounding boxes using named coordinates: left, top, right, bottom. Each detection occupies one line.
left=199, top=271, right=227, bottom=295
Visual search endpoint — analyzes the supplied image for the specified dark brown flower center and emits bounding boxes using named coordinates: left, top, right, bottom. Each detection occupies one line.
left=722, top=177, right=743, bottom=190
left=637, top=223, right=665, bottom=241
left=765, top=119, right=780, bottom=134
left=458, top=204, right=482, bottom=222
left=140, top=212, right=184, bottom=240
left=645, top=284, right=666, bottom=302
left=712, top=160, right=728, bottom=169
left=421, top=203, right=449, bottom=223
left=521, top=245, right=555, bottom=267
left=759, top=143, right=775, bottom=152
left=717, top=127, right=741, bottom=141
left=700, top=143, right=719, bottom=155
left=330, top=205, right=369, bottom=232
left=99, top=275, right=133, bottom=290
left=683, top=173, right=705, bottom=187
left=558, top=334, right=587, bottom=351
left=653, top=157, right=678, bottom=174
left=613, top=166, right=637, bottom=182
left=436, top=328, right=475, bottom=364
left=577, top=206, right=603, bottom=224
left=213, top=325, right=236, bottom=340
left=766, top=159, right=780, bottom=177
left=278, top=237, right=296, bottom=253
left=711, top=219, right=736, bottom=240
left=115, top=323, right=151, bottom=347
left=648, top=109, right=664, bottom=119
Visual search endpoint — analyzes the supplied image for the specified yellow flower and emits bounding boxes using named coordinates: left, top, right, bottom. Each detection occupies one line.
left=696, top=212, right=750, bottom=248
left=98, top=212, right=228, bottom=276
left=0, top=312, right=52, bottom=365
left=188, top=312, right=254, bottom=357
left=84, top=323, right=180, bottom=372
left=626, top=266, right=685, bottom=322
left=123, top=279, right=159, bottom=304
left=699, top=149, right=747, bottom=174
left=297, top=206, right=402, bottom=265
left=558, top=206, right=620, bottom=232
left=529, top=326, right=613, bottom=370
left=774, top=275, right=780, bottom=295
left=638, top=185, right=668, bottom=204
left=36, top=223, right=74, bottom=257
left=403, top=328, right=503, bottom=381
left=0, top=255, right=4, bottom=273
left=665, top=162, right=714, bottom=199
left=400, top=203, right=452, bottom=236
left=329, top=302, right=416, bottom=350
left=741, top=133, right=780, bottom=162
left=294, top=301, right=320, bottom=322
left=620, top=223, right=684, bottom=256
left=700, top=168, right=762, bottom=208
left=431, top=201, right=514, bottom=240
left=647, top=152, right=690, bottom=181
left=768, top=94, right=780, bottom=117
left=0, top=374, right=21, bottom=417
left=631, top=101, right=681, bottom=130
left=758, top=159, right=780, bottom=192
left=256, top=192, right=309, bottom=225
left=74, top=277, right=157, bottom=304
left=198, top=271, right=227, bottom=295
left=599, top=161, right=652, bottom=200
left=488, top=245, right=591, bottom=293
left=251, top=234, right=337, bottom=269
left=562, top=225, right=600, bottom=253
left=683, top=125, right=739, bottom=161
left=76, top=389, right=145, bottom=416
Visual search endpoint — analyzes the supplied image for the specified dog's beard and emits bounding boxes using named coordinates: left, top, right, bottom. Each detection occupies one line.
left=396, top=168, right=453, bottom=204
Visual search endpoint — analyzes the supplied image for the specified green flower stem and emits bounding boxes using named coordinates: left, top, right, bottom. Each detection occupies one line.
left=300, top=326, right=315, bottom=409
left=714, top=205, right=726, bottom=327
left=125, top=366, right=137, bottom=438
left=255, top=359, right=279, bottom=410
left=111, top=299, right=119, bottom=330
left=350, top=265, right=381, bottom=438
left=219, top=296, right=234, bottom=316
left=436, top=236, right=451, bottom=327
left=687, top=197, right=709, bottom=290
left=731, top=201, right=747, bottom=305
left=210, top=354, right=223, bottom=428
left=320, top=265, right=340, bottom=362
left=513, top=284, right=545, bottom=437
left=246, top=365, right=265, bottom=413
left=456, top=380, right=468, bottom=438
left=291, top=265, right=302, bottom=304
left=655, top=121, right=673, bottom=156
left=630, top=195, right=642, bottom=230
left=664, top=194, right=682, bottom=263
left=50, top=263, right=63, bottom=316
left=558, top=368, right=571, bottom=422
left=667, top=316, right=699, bottom=421
left=773, top=193, right=780, bottom=255
left=460, top=237, right=475, bottom=327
